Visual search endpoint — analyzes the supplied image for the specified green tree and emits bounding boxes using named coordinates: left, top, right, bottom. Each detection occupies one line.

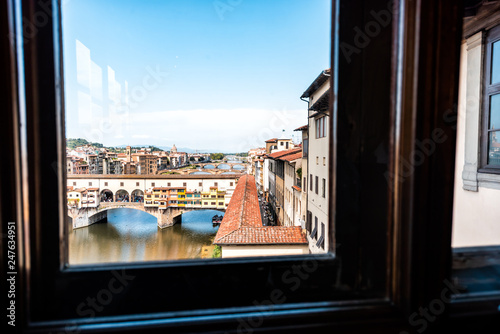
left=211, top=245, right=222, bottom=258
left=210, top=153, right=224, bottom=161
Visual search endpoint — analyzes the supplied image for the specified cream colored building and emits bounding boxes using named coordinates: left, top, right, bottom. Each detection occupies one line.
left=452, top=9, right=500, bottom=248
left=301, top=69, right=330, bottom=253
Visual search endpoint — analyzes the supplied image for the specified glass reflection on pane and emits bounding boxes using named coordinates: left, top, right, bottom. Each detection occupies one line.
left=490, top=94, right=500, bottom=130
left=492, top=41, right=500, bottom=84
left=488, top=131, right=500, bottom=165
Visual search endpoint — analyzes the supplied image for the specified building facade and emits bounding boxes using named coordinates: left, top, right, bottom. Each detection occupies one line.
left=302, top=69, right=330, bottom=253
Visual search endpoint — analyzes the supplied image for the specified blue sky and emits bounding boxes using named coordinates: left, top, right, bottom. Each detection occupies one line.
left=62, top=0, right=331, bottom=152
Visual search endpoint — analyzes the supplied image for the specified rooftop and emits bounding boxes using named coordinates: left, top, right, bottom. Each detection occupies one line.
left=214, top=174, right=307, bottom=246
left=294, top=125, right=308, bottom=131
left=278, top=152, right=303, bottom=162
left=301, top=68, right=331, bottom=99
left=267, top=148, right=302, bottom=159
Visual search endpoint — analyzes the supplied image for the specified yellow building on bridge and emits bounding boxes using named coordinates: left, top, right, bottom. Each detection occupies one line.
left=145, top=186, right=226, bottom=210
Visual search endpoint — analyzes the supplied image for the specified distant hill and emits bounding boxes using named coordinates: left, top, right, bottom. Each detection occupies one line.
left=66, top=138, right=103, bottom=149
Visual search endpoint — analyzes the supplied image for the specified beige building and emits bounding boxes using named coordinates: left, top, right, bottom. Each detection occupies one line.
left=294, top=125, right=308, bottom=228
left=452, top=6, right=500, bottom=248
left=132, top=154, right=158, bottom=175
left=301, top=69, right=330, bottom=253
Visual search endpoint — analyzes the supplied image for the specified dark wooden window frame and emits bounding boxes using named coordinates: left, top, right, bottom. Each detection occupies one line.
left=480, top=24, right=500, bottom=172
left=2, top=0, right=498, bottom=333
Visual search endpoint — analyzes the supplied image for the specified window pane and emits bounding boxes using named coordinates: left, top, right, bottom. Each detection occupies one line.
left=63, top=0, right=332, bottom=264
left=488, top=131, right=500, bottom=165
left=490, top=94, right=500, bottom=130
left=492, top=40, right=500, bottom=84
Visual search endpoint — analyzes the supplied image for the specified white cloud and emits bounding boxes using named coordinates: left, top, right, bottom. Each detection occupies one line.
left=67, top=108, right=307, bottom=151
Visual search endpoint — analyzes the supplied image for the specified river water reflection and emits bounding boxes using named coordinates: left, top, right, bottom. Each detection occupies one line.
left=69, top=208, right=221, bottom=265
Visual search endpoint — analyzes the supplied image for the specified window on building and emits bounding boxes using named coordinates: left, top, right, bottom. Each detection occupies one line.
left=10, top=1, right=489, bottom=333
left=183, top=182, right=186, bottom=186
left=230, top=182, right=233, bottom=186
left=199, top=182, right=202, bottom=187
left=303, top=138, right=308, bottom=157
left=151, top=182, right=155, bottom=187
left=482, top=25, right=500, bottom=168
left=214, top=182, right=218, bottom=186
left=136, top=182, right=139, bottom=186
left=315, top=176, right=319, bottom=195
left=315, top=116, right=327, bottom=138
left=317, top=223, right=325, bottom=249
left=322, top=178, right=326, bottom=198
left=88, top=182, right=92, bottom=186
left=311, top=216, right=318, bottom=240
left=310, top=174, right=313, bottom=191
left=73, top=182, right=76, bottom=186
left=120, top=182, right=124, bottom=186
left=168, top=182, right=171, bottom=186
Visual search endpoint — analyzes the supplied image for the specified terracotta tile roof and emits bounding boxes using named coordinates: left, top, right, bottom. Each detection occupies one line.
left=214, top=174, right=307, bottom=246
left=267, top=148, right=302, bottom=159
left=215, top=227, right=307, bottom=245
left=87, top=187, right=100, bottom=191
left=292, top=186, right=302, bottom=192
left=278, top=152, right=302, bottom=162
left=294, top=125, right=308, bottom=131
left=265, top=138, right=278, bottom=143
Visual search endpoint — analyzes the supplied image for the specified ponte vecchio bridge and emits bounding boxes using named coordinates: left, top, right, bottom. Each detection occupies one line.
left=67, top=174, right=243, bottom=229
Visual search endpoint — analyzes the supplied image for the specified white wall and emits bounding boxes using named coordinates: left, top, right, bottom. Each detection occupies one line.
left=221, top=245, right=309, bottom=258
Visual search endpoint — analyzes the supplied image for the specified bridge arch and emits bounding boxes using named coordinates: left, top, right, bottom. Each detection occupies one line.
left=216, top=163, right=230, bottom=170
left=100, top=189, right=113, bottom=202
left=189, top=171, right=211, bottom=175
left=203, top=164, right=215, bottom=169
left=131, top=189, right=144, bottom=202
left=232, top=164, right=245, bottom=170
left=115, top=189, right=130, bottom=202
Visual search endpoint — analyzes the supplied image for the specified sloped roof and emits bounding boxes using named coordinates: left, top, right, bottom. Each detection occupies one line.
left=214, top=174, right=307, bottom=246
left=301, top=68, right=331, bottom=99
left=294, top=125, right=308, bottom=131
left=267, top=148, right=302, bottom=159
left=278, top=152, right=302, bottom=162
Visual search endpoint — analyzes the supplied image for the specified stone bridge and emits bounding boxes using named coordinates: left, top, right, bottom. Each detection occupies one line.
left=68, top=202, right=225, bottom=229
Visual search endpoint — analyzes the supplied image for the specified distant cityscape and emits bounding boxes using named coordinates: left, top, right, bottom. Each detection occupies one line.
left=67, top=68, right=331, bottom=259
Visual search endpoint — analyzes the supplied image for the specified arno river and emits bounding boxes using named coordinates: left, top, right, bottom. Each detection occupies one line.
left=69, top=208, right=221, bottom=264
